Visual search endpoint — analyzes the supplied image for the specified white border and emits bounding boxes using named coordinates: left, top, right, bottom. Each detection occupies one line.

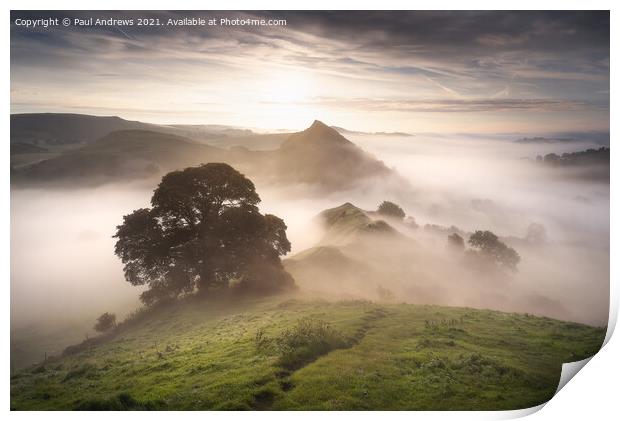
left=2, top=1, right=616, bottom=420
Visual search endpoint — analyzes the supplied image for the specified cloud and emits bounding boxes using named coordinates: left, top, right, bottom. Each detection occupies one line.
left=9, top=10, right=610, bottom=131
left=477, top=33, right=530, bottom=47
left=289, top=97, right=597, bottom=113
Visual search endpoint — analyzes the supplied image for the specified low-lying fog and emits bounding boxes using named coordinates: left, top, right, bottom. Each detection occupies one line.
left=11, top=132, right=609, bottom=367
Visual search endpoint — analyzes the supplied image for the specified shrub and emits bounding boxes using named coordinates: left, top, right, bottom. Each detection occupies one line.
left=275, top=318, right=346, bottom=369
left=94, top=312, right=117, bottom=333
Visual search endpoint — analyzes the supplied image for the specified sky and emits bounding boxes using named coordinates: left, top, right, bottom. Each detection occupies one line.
left=10, top=11, right=610, bottom=133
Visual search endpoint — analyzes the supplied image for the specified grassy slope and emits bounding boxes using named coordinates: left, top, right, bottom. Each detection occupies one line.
left=10, top=296, right=605, bottom=411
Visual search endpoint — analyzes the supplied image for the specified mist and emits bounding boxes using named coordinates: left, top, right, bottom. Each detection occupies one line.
left=10, top=132, right=609, bottom=368
left=314, top=132, right=609, bottom=325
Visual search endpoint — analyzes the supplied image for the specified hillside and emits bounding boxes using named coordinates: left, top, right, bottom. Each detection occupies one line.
left=10, top=142, right=49, bottom=155
left=12, top=130, right=227, bottom=184
left=10, top=142, right=58, bottom=169
left=284, top=203, right=575, bottom=322
left=10, top=113, right=289, bottom=150
left=276, top=121, right=393, bottom=189
left=315, top=202, right=398, bottom=245
left=10, top=296, right=605, bottom=410
left=10, top=114, right=167, bottom=146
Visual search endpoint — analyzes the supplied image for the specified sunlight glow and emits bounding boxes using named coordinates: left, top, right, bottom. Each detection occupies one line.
left=261, top=71, right=315, bottom=105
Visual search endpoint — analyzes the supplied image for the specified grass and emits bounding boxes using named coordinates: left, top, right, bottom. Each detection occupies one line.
left=273, top=317, right=347, bottom=370
left=10, top=296, right=606, bottom=410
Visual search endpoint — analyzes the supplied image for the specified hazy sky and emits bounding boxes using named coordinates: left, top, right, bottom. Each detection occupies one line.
left=10, top=11, right=609, bottom=133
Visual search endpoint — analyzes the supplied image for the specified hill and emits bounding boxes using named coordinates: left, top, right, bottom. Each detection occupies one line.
left=10, top=142, right=58, bottom=169
left=315, top=202, right=398, bottom=245
left=12, top=120, right=401, bottom=192
left=12, top=130, right=227, bottom=184
left=10, top=113, right=293, bottom=150
left=10, top=114, right=168, bottom=146
left=275, top=121, right=393, bottom=189
left=284, top=203, right=574, bottom=322
left=169, top=124, right=291, bottom=150
left=10, top=142, right=49, bottom=155
left=10, top=296, right=605, bottom=410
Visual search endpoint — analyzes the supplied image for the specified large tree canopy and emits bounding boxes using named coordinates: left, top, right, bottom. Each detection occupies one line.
left=114, top=163, right=294, bottom=305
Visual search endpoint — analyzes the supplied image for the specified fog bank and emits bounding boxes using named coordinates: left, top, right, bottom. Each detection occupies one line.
left=11, top=132, right=609, bottom=367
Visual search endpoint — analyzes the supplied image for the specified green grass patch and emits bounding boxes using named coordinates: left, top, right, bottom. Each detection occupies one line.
left=74, top=392, right=163, bottom=410
left=274, top=317, right=347, bottom=370
left=10, top=296, right=606, bottom=410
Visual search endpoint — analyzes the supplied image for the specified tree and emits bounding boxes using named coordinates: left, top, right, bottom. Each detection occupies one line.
left=468, top=230, right=520, bottom=271
left=525, top=223, right=547, bottom=245
left=377, top=201, right=406, bottom=220
left=447, top=232, right=465, bottom=251
left=404, top=216, right=419, bottom=230
left=114, top=163, right=294, bottom=305
left=94, top=312, right=116, bottom=333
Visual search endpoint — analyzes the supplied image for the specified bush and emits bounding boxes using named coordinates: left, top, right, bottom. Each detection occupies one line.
left=94, top=312, right=117, bottom=333
left=275, top=318, right=346, bottom=369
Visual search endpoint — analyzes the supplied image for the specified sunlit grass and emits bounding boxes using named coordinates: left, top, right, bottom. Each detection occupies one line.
left=10, top=296, right=605, bottom=410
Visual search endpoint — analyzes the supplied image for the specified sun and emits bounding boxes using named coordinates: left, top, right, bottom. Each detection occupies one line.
left=262, top=70, right=314, bottom=104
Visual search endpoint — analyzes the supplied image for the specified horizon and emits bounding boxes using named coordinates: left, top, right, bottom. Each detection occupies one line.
left=11, top=11, right=609, bottom=133
left=8, top=111, right=612, bottom=138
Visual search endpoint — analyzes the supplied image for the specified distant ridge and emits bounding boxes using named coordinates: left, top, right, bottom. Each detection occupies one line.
left=330, top=125, right=414, bottom=137
left=12, top=117, right=402, bottom=191
left=10, top=113, right=164, bottom=146
left=10, top=142, right=49, bottom=155
left=12, top=130, right=225, bottom=183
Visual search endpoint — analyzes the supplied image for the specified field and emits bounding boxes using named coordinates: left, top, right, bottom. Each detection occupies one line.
left=10, top=295, right=606, bottom=410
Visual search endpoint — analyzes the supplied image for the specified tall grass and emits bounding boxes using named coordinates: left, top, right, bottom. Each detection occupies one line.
left=275, top=318, right=346, bottom=370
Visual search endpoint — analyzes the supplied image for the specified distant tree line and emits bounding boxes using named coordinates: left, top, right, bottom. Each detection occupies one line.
left=536, top=147, right=609, bottom=166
